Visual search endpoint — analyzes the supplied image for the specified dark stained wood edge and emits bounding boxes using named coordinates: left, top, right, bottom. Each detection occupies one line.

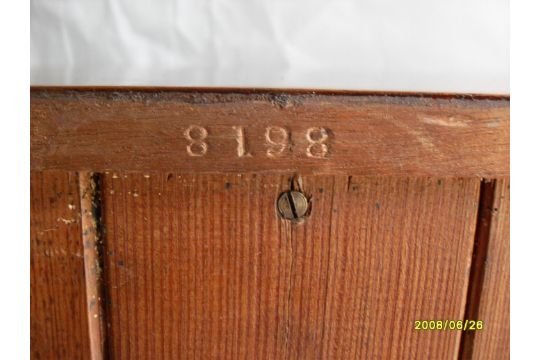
left=30, top=85, right=510, bottom=100
left=458, top=179, right=497, bottom=359
left=79, top=172, right=109, bottom=360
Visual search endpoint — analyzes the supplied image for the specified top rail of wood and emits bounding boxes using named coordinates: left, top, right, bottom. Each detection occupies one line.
left=31, top=87, right=509, bottom=177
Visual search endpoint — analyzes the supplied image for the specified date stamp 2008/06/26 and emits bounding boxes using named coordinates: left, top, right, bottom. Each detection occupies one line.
left=414, top=320, right=483, bottom=331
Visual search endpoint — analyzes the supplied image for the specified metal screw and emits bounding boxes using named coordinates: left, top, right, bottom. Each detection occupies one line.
left=277, top=190, right=309, bottom=221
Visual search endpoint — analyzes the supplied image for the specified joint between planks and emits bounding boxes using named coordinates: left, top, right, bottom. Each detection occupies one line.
left=458, top=179, right=497, bottom=359
left=79, top=172, right=110, bottom=360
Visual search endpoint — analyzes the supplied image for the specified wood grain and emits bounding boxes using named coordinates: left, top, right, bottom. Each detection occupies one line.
left=30, top=171, right=90, bottom=359
left=100, top=173, right=480, bottom=359
left=31, top=88, right=509, bottom=177
left=470, top=179, right=510, bottom=359
left=29, top=88, right=509, bottom=359
left=79, top=173, right=108, bottom=360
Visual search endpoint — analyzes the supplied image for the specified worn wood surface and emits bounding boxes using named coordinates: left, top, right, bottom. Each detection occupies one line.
left=30, top=171, right=90, bottom=359
left=470, top=179, right=510, bottom=359
left=99, top=173, right=480, bottom=359
left=31, top=88, right=509, bottom=177
left=29, top=88, right=510, bottom=359
left=79, top=173, right=108, bottom=360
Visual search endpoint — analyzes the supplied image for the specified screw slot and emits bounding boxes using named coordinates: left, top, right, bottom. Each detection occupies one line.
left=277, top=190, right=309, bottom=221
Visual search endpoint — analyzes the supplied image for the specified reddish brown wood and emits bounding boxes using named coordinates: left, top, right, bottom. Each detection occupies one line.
left=470, top=179, right=510, bottom=359
left=79, top=173, right=108, bottom=360
left=29, top=88, right=510, bottom=359
left=30, top=171, right=91, bottom=359
left=459, top=179, right=496, bottom=359
left=100, top=173, right=480, bottom=359
left=298, top=176, right=480, bottom=359
left=31, top=88, right=509, bottom=177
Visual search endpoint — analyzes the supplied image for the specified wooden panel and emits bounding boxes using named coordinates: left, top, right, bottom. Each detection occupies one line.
left=101, top=173, right=480, bottom=359
left=470, top=179, right=510, bottom=359
left=31, top=88, right=509, bottom=177
left=30, top=171, right=90, bottom=359
left=102, top=173, right=289, bottom=359
left=295, top=176, right=480, bottom=359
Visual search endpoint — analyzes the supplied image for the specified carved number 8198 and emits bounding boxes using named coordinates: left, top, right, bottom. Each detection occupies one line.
left=183, top=126, right=330, bottom=159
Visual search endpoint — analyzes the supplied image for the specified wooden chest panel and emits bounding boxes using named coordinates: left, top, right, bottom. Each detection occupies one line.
left=30, top=88, right=510, bottom=359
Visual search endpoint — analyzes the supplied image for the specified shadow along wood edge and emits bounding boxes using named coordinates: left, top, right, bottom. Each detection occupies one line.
left=460, top=179, right=510, bottom=359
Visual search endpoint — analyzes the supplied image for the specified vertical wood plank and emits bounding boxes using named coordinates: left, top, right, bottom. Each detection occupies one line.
left=470, top=179, right=510, bottom=359
left=30, top=171, right=91, bottom=359
left=101, top=173, right=480, bottom=359
left=102, top=173, right=292, bottom=359
left=290, top=177, right=480, bottom=359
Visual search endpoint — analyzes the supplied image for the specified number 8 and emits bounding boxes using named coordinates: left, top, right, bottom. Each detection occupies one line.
left=306, top=127, right=329, bottom=158
left=184, top=125, right=208, bottom=156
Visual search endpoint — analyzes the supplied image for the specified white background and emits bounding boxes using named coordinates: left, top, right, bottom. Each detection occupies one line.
left=6, top=1, right=540, bottom=358
left=31, top=0, right=509, bottom=93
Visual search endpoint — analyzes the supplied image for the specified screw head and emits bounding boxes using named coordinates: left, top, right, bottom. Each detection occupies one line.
left=277, top=190, right=309, bottom=221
